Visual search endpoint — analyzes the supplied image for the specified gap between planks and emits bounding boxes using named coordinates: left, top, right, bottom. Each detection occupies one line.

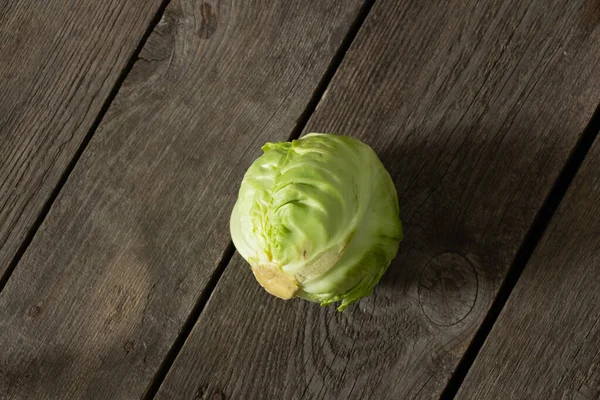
left=0, top=0, right=172, bottom=293
left=441, top=104, right=600, bottom=400
left=141, top=0, right=377, bottom=398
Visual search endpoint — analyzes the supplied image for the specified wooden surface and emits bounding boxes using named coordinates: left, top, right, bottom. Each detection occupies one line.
left=156, top=0, right=600, bottom=398
left=0, top=1, right=363, bottom=398
left=0, top=0, right=164, bottom=278
left=457, top=137, right=600, bottom=398
left=2, top=0, right=600, bottom=399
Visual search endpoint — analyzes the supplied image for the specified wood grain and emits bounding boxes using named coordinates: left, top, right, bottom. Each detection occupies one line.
left=156, top=0, right=600, bottom=398
left=0, top=0, right=165, bottom=278
left=456, top=133, right=600, bottom=398
left=0, top=1, right=363, bottom=399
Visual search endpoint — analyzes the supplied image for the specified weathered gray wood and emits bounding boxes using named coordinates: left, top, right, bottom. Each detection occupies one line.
left=155, top=0, right=600, bottom=398
left=456, top=137, right=600, bottom=398
left=0, top=0, right=165, bottom=278
left=0, top=1, right=364, bottom=399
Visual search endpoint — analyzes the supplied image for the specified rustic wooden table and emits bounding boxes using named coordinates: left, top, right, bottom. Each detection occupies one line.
left=1, top=1, right=599, bottom=399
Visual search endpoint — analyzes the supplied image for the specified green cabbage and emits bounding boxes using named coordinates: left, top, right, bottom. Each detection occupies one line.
left=230, top=133, right=403, bottom=311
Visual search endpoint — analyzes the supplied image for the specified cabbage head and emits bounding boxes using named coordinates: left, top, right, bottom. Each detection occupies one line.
left=230, top=133, right=403, bottom=311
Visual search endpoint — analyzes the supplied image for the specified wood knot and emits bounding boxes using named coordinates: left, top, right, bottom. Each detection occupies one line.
left=26, top=305, right=41, bottom=318
left=195, top=385, right=225, bottom=399
left=418, top=252, right=478, bottom=326
left=124, top=341, right=135, bottom=353
left=197, top=3, right=218, bottom=39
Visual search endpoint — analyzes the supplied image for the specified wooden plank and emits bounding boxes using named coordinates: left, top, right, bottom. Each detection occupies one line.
left=0, top=0, right=165, bottom=278
left=0, top=1, right=364, bottom=399
left=456, top=133, right=600, bottom=398
left=155, top=0, right=600, bottom=399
